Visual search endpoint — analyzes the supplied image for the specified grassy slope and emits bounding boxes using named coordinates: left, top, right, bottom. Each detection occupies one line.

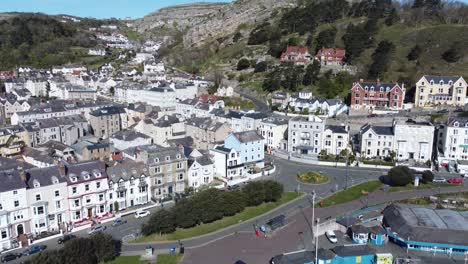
left=106, top=254, right=183, bottom=264
left=134, top=192, right=303, bottom=243
left=318, top=180, right=383, bottom=207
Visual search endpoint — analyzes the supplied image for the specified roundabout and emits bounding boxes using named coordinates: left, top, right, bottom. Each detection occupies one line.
left=296, top=171, right=329, bottom=185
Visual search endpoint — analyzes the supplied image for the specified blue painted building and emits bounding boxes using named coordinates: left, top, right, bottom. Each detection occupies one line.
left=224, top=130, right=265, bottom=166
left=270, top=250, right=314, bottom=264
left=317, top=245, right=376, bottom=264
left=383, top=203, right=468, bottom=255
left=350, top=225, right=369, bottom=244
left=368, top=226, right=387, bottom=246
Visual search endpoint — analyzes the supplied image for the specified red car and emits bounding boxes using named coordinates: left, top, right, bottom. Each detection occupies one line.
left=448, top=178, right=463, bottom=184
left=367, top=114, right=377, bottom=118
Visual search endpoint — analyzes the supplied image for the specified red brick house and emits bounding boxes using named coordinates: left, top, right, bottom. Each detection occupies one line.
left=315, top=48, right=346, bottom=66
left=280, top=46, right=312, bottom=65
left=350, top=80, right=405, bottom=109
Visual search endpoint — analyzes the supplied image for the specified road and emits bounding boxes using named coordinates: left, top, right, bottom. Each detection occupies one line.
left=9, top=155, right=466, bottom=263
left=236, top=88, right=271, bottom=113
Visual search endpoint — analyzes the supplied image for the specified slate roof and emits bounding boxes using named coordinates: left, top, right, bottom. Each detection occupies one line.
left=0, top=170, right=27, bottom=192
left=154, top=114, right=180, bottom=127
left=231, top=130, right=264, bottom=143
left=317, top=248, right=336, bottom=260
left=27, top=166, right=67, bottom=187
left=188, top=155, right=213, bottom=167
left=185, top=117, right=225, bottom=131
left=65, top=160, right=107, bottom=184
left=261, top=117, right=289, bottom=126
left=38, top=140, right=72, bottom=152
left=225, top=110, right=268, bottom=120
left=22, top=147, right=55, bottom=164
left=331, top=244, right=375, bottom=257
left=0, top=157, right=34, bottom=171
left=270, top=250, right=314, bottom=264
left=361, top=124, right=393, bottom=136
left=166, top=136, right=194, bottom=148
left=106, top=159, right=148, bottom=183
left=90, top=106, right=125, bottom=117
left=423, top=75, right=463, bottom=84
left=350, top=225, right=370, bottom=234
left=213, top=145, right=232, bottom=154
left=111, top=130, right=151, bottom=141
left=326, top=125, right=347, bottom=134
left=383, top=203, right=468, bottom=246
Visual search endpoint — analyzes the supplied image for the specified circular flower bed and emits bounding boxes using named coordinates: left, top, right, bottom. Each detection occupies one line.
left=297, top=171, right=329, bottom=184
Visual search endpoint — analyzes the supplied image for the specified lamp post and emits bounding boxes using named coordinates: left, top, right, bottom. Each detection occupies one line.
left=311, top=190, right=316, bottom=250
left=315, top=217, right=320, bottom=264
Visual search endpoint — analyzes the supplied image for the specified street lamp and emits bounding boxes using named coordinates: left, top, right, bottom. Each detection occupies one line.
left=315, top=217, right=320, bottom=264
left=311, top=190, right=316, bottom=250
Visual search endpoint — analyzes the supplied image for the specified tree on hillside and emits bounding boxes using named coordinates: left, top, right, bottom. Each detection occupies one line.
left=247, top=23, right=271, bottom=45
left=302, top=61, right=321, bottom=86
left=368, top=40, right=395, bottom=79
left=237, top=58, right=251, bottom=71
left=442, top=42, right=463, bottom=63
left=314, top=27, right=337, bottom=51
left=385, top=8, right=399, bottom=26
left=233, top=31, right=243, bottom=43
left=91, top=233, right=120, bottom=263
left=254, top=61, right=268, bottom=73
left=407, top=45, right=422, bottom=61
left=388, top=166, right=414, bottom=186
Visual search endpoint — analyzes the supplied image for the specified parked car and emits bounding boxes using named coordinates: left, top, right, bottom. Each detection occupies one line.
left=463, top=173, right=468, bottom=178
left=112, top=218, right=127, bottom=227
left=1, top=253, right=21, bottom=262
left=57, top=234, right=76, bottom=244
left=227, top=184, right=240, bottom=191
left=433, top=177, right=447, bottom=183
left=22, top=245, right=46, bottom=256
left=448, top=178, right=463, bottom=184
left=437, top=109, right=449, bottom=113
left=326, top=230, right=338, bottom=244
left=367, top=114, right=377, bottom=118
left=88, top=225, right=106, bottom=234
left=135, top=210, right=150, bottom=219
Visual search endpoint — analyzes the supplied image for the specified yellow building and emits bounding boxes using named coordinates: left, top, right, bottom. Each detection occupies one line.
left=0, top=126, right=27, bottom=158
left=415, top=75, right=467, bottom=107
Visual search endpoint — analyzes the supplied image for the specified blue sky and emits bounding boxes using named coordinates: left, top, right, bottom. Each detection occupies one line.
left=0, top=0, right=233, bottom=19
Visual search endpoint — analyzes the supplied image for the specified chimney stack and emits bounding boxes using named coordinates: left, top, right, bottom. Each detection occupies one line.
left=58, top=161, right=67, bottom=177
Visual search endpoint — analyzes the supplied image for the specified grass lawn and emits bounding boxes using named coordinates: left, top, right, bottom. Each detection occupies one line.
left=133, top=192, right=303, bottom=243
left=297, top=171, right=329, bottom=184
left=388, top=182, right=458, bottom=193
left=106, top=254, right=182, bottom=264
left=318, top=181, right=383, bottom=208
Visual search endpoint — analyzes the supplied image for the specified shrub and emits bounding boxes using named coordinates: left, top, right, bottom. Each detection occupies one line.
left=142, top=209, right=176, bottom=235
left=254, top=61, right=268, bottom=73
left=421, top=170, right=434, bottom=183
left=222, top=190, right=247, bottom=216
left=263, top=180, right=284, bottom=202
left=388, top=166, right=414, bottom=186
left=237, top=58, right=251, bottom=71
left=243, top=181, right=266, bottom=206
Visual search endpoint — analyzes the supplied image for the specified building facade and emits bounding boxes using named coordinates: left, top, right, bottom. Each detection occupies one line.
left=415, top=75, right=467, bottom=107
left=351, top=80, right=405, bottom=109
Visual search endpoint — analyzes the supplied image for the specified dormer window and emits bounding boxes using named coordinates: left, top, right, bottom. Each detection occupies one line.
left=51, top=176, right=59, bottom=184
left=379, top=87, right=383, bottom=92
left=365, top=86, right=368, bottom=91
left=449, top=81, right=453, bottom=85
left=33, top=180, right=40, bottom=188
left=370, top=86, right=374, bottom=92
left=154, top=158, right=159, bottom=163
left=465, top=123, right=468, bottom=128
left=165, top=156, right=170, bottom=161
left=430, top=80, right=434, bottom=85
left=454, top=122, right=459, bottom=127
left=71, top=176, right=78, bottom=182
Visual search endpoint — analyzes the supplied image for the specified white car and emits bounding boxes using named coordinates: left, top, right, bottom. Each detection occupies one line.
left=135, top=210, right=150, bottom=219
left=433, top=177, right=447, bottom=183
left=325, top=230, right=338, bottom=244
left=463, top=173, right=468, bottom=178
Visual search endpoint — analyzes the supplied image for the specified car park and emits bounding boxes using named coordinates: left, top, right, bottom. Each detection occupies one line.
left=57, top=234, right=76, bottom=244
left=22, top=245, right=46, bottom=256
left=1, top=253, right=21, bottom=262
left=88, top=225, right=106, bottom=234
left=112, top=218, right=127, bottom=227
left=326, top=230, right=338, bottom=244
left=135, top=210, right=150, bottom=219
left=433, top=177, right=447, bottom=183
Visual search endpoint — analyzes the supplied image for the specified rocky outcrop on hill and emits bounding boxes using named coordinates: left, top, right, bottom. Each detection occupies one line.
left=135, top=0, right=296, bottom=48
left=133, top=3, right=227, bottom=33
